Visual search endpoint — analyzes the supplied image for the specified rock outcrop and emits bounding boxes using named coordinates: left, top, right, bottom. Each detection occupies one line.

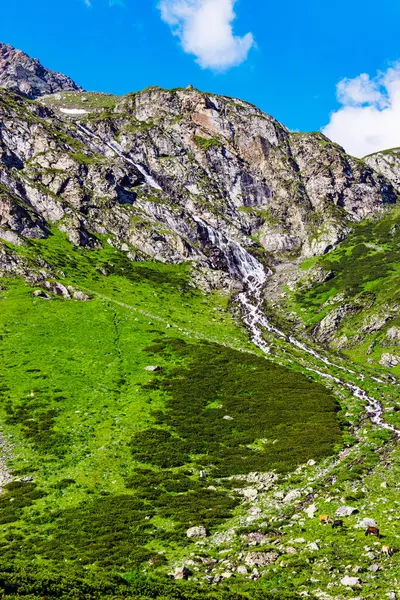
left=364, top=148, right=400, bottom=193
left=0, top=42, right=82, bottom=99
left=0, top=44, right=398, bottom=295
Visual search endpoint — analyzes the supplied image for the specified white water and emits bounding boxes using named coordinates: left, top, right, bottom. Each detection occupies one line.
left=70, top=120, right=398, bottom=435
left=197, top=220, right=400, bottom=436
left=74, top=123, right=162, bottom=190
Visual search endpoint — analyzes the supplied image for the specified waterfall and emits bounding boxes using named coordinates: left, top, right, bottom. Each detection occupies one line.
left=74, top=123, right=162, bottom=190
left=197, top=218, right=400, bottom=436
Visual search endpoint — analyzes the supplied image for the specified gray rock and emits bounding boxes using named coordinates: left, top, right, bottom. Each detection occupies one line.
left=43, top=281, right=71, bottom=298
left=73, top=291, right=90, bottom=301
left=245, top=551, right=279, bottom=567
left=304, top=503, right=317, bottom=518
left=0, top=42, right=82, bottom=99
left=356, top=518, right=378, bottom=529
left=236, top=565, right=248, bottom=575
left=144, top=366, right=162, bottom=372
left=186, top=526, right=208, bottom=539
left=386, top=327, right=400, bottom=342
left=32, top=290, right=50, bottom=299
left=335, top=506, right=358, bottom=517
left=380, top=353, right=400, bottom=367
left=340, top=575, right=362, bottom=587
left=283, top=489, right=302, bottom=503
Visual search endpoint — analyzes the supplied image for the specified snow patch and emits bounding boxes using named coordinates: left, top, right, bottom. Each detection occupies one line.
left=60, top=108, right=88, bottom=115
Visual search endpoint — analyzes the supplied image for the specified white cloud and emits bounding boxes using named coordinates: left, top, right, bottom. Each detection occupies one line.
left=322, top=63, right=400, bottom=157
left=159, top=0, right=254, bottom=70
left=84, top=0, right=92, bottom=6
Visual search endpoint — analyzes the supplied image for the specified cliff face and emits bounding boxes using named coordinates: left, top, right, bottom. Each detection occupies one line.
left=364, top=148, right=400, bottom=192
left=0, top=84, right=398, bottom=284
left=0, top=43, right=82, bottom=99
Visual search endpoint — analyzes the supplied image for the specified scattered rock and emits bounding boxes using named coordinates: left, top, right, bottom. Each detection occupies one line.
left=220, top=571, right=233, bottom=579
left=242, top=487, right=258, bottom=500
left=144, top=365, right=162, bottom=372
left=187, top=526, right=208, bottom=539
left=73, top=291, right=89, bottom=301
left=307, top=542, right=319, bottom=552
left=32, top=290, right=50, bottom=299
left=283, top=489, right=302, bottom=503
left=386, top=327, right=400, bottom=343
left=304, top=503, right=317, bottom=518
left=340, top=575, right=362, bottom=587
left=223, top=415, right=234, bottom=421
left=245, top=551, right=279, bottom=567
left=369, top=563, right=380, bottom=572
left=380, top=353, right=400, bottom=367
left=236, top=565, right=248, bottom=575
left=335, top=506, right=358, bottom=517
left=356, top=518, right=377, bottom=529
left=43, top=280, right=71, bottom=298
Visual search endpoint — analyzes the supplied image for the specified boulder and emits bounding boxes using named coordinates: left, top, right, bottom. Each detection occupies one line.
left=242, top=488, right=258, bottom=500
left=73, top=291, right=89, bottom=301
left=186, top=526, right=208, bottom=539
left=304, top=503, right=317, bottom=518
left=32, top=290, right=50, bottom=299
left=236, top=565, right=248, bottom=575
left=380, top=353, right=400, bottom=367
left=341, top=575, right=362, bottom=587
left=356, top=518, right=377, bottom=529
left=245, top=551, right=278, bottom=567
left=283, top=489, right=302, bottom=503
left=43, top=280, right=71, bottom=298
left=144, top=365, right=162, bottom=372
left=335, top=506, right=358, bottom=517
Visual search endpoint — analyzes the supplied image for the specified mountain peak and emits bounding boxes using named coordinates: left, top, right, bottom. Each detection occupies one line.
left=0, top=41, right=82, bottom=99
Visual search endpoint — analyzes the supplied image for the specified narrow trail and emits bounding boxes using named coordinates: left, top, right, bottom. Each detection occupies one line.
left=81, top=287, right=258, bottom=357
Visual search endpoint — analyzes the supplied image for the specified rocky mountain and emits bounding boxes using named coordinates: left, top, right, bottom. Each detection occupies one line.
left=0, top=83, right=398, bottom=288
left=1, top=44, right=400, bottom=600
left=0, top=42, right=82, bottom=99
left=364, top=147, right=400, bottom=190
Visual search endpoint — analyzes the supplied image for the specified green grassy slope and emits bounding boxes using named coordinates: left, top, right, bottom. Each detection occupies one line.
left=0, top=233, right=342, bottom=598
left=290, top=208, right=400, bottom=374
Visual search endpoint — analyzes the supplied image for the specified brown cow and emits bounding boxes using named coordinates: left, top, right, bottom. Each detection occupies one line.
left=365, top=526, right=380, bottom=538
left=319, top=514, right=329, bottom=525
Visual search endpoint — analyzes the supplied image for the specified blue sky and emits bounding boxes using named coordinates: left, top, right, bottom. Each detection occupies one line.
left=1, top=0, right=400, bottom=156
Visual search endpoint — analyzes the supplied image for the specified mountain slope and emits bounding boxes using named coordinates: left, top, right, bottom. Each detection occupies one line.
left=1, top=43, right=400, bottom=600
left=0, top=42, right=82, bottom=99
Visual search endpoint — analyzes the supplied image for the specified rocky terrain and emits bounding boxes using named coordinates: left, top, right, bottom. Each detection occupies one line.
left=0, top=44, right=400, bottom=600
left=0, top=42, right=82, bottom=99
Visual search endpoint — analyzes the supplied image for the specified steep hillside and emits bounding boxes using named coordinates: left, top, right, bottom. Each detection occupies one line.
left=364, top=147, right=400, bottom=191
left=1, top=44, right=400, bottom=600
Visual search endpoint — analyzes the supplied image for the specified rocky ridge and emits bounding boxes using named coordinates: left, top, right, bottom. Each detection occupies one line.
left=0, top=42, right=82, bottom=100
left=0, top=84, right=398, bottom=289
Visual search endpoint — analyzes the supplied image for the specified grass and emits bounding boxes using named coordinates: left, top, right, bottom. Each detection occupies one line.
left=193, top=135, right=222, bottom=151
left=0, top=231, right=344, bottom=595
left=40, top=91, right=120, bottom=112
left=289, top=208, right=400, bottom=372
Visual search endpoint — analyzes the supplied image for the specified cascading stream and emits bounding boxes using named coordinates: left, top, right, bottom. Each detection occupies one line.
left=201, top=222, right=400, bottom=436
left=67, top=121, right=398, bottom=435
